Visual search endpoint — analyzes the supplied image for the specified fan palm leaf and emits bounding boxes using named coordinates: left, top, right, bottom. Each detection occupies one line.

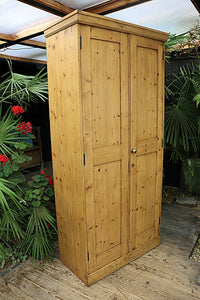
left=0, top=62, right=48, bottom=108
left=165, top=63, right=200, bottom=159
left=0, top=178, right=24, bottom=240
left=20, top=206, right=57, bottom=263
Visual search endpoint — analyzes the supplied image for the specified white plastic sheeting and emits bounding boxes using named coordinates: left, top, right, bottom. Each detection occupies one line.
left=0, top=0, right=199, bottom=62
left=107, top=0, right=199, bottom=35
left=0, top=0, right=58, bottom=35
left=56, top=0, right=108, bottom=10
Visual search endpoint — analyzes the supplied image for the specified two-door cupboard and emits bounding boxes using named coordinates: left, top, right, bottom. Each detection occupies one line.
left=45, top=10, right=169, bottom=285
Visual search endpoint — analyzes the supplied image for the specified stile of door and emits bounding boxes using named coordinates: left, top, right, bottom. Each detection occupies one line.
left=81, top=26, right=129, bottom=273
left=129, top=36, right=164, bottom=251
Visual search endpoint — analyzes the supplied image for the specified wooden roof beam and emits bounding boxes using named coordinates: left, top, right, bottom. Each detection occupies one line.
left=0, top=32, right=44, bottom=50
left=18, top=0, right=152, bottom=17
left=0, top=54, right=46, bottom=64
left=0, top=33, right=15, bottom=42
left=17, top=0, right=73, bottom=16
left=0, top=20, right=55, bottom=50
left=0, top=33, right=46, bottom=49
left=190, top=0, right=200, bottom=13
left=86, top=0, right=152, bottom=15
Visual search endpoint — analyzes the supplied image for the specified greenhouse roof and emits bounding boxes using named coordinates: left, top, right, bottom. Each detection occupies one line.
left=0, top=0, right=199, bottom=63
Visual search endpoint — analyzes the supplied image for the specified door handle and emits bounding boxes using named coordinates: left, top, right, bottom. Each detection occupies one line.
left=131, top=148, right=137, bottom=154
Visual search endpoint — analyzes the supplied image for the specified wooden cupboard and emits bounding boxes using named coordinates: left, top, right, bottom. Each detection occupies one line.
left=45, top=10, right=169, bottom=286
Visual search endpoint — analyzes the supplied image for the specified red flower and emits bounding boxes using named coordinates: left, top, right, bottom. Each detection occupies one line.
left=41, top=168, right=46, bottom=175
left=41, top=168, right=53, bottom=187
left=48, top=177, right=54, bottom=188
left=17, top=122, right=32, bottom=134
left=0, top=154, right=8, bottom=165
left=12, top=106, right=24, bottom=115
left=46, top=222, right=50, bottom=228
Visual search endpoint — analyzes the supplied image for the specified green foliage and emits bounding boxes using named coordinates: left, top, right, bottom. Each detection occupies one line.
left=183, top=158, right=200, bottom=194
left=165, top=33, right=188, bottom=62
left=20, top=206, right=57, bottom=263
left=165, top=26, right=200, bottom=193
left=0, top=61, right=48, bottom=109
left=17, top=169, right=56, bottom=264
left=0, top=169, right=57, bottom=268
left=0, top=154, right=57, bottom=268
left=25, top=172, right=54, bottom=207
left=0, top=241, right=27, bottom=269
left=0, top=104, right=21, bottom=155
left=165, top=18, right=200, bottom=60
left=0, top=63, right=57, bottom=269
left=0, top=104, right=34, bottom=156
left=165, top=63, right=200, bottom=161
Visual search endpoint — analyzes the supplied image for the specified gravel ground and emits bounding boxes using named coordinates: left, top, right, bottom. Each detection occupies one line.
left=163, top=186, right=200, bottom=262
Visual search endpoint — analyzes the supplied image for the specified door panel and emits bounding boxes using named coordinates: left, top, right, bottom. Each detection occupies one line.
left=136, top=47, right=158, bottom=140
left=81, top=26, right=129, bottom=272
left=91, top=39, right=121, bottom=148
left=94, top=161, right=121, bottom=255
left=135, top=152, right=156, bottom=248
left=129, top=36, right=164, bottom=251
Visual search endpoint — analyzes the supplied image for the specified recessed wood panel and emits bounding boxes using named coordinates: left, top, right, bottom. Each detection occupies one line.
left=136, top=47, right=158, bottom=141
left=91, top=39, right=121, bottom=148
left=135, top=152, right=156, bottom=247
left=94, top=161, right=121, bottom=256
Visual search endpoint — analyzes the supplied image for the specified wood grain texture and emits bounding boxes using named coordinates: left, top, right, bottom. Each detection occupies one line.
left=45, top=10, right=169, bottom=42
left=80, top=24, right=96, bottom=275
left=18, top=0, right=73, bottom=16
left=94, top=162, right=121, bottom=254
left=0, top=54, right=46, bottom=64
left=45, top=11, right=167, bottom=285
left=1, top=203, right=200, bottom=298
left=46, top=24, right=88, bottom=283
left=129, top=36, right=165, bottom=252
left=86, top=0, right=152, bottom=14
left=81, top=27, right=129, bottom=276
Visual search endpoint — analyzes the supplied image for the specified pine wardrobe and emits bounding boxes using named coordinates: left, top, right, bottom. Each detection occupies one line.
left=45, top=10, right=169, bottom=286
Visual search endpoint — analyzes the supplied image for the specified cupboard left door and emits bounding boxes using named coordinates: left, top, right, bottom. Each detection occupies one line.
left=80, top=25, right=129, bottom=275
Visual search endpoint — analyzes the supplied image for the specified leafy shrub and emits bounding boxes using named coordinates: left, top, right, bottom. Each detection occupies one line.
left=0, top=105, right=57, bottom=268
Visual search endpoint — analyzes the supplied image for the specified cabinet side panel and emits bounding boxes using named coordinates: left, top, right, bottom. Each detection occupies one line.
left=46, top=24, right=87, bottom=282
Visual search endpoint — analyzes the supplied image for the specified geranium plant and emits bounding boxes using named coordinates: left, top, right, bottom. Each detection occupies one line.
left=19, top=169, right=57, bottom=263
left=0, top=64, right=57, bottom=268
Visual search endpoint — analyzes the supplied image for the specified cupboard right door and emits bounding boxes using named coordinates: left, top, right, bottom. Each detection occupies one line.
left=129, top=35, right=164, bottom=251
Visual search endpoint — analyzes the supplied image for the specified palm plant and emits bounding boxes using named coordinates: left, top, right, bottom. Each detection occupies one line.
left=20, top=206, right=57, bottom=263
left=165, top=63, right=200, bottom=161
left=0, top=177, right=24, bottom=239
left=0, top=105, right=28, bottom=243
left=0, top=104, right=22, bottom=155
left=0, top=61, right=48, bottom=108
left=0, top=63, right=57, bottom=267
left=165, top=33, right=188, bottom=62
